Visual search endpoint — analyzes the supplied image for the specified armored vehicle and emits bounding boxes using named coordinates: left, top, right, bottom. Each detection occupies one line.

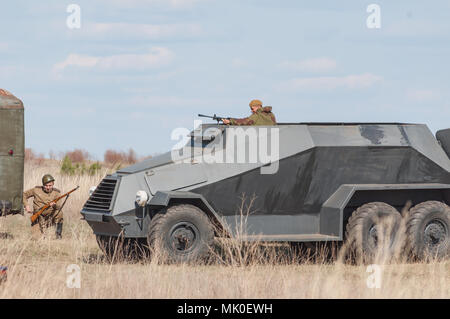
left=81, top=122, right=450, bottom=262
left=0, top=89, right=24, bottom=216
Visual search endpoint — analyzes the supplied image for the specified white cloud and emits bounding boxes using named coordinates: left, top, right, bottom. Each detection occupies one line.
left=406, top=89, right=441, bottom=102
left=53, top=47, right=175, bottom=73
left=277, top=73, right=383, bottom=91
left=85, top=23, right=203, bottom=39
left=279, top=58, right=337, bottom=73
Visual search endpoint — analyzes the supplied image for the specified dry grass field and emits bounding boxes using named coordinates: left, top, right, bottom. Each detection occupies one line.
left=0, top=161, right=449, bottom=299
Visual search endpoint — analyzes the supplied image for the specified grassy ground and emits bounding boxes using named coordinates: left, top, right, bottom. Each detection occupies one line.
left=0, top=162, right=448, bottom=298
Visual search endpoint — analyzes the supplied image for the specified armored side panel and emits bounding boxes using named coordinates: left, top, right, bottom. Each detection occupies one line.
left=436, top=129, right=450, bottom=159
left=0, top=89, right=25, bottom=215
left=178, top=124, right=449, bottom=239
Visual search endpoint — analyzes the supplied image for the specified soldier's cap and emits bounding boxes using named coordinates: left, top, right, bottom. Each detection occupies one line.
left=249, top=99, right=263, bottom=108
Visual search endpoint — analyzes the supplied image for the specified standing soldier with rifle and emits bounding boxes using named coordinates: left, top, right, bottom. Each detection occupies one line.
left=23, top=174, right=70, bottom=239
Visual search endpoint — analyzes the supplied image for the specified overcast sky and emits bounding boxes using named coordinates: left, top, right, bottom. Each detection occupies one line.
left=1, top=0, right=450, bottom=160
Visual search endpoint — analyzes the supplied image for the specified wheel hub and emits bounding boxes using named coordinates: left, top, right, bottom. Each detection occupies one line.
left=424, top=220, right=447, bottom=249
left=169, top=222, right=199, bottom=253
left=368, top=219, right=396, bottom=251
left=368, top=225, right=379, bottom=248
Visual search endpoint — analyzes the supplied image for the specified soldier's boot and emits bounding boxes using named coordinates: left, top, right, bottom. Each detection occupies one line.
left=55, top=223, right=63, bottom=239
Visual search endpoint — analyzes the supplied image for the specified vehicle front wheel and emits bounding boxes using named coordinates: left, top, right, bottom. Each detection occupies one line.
left=147, top=204, right=215, bottom=263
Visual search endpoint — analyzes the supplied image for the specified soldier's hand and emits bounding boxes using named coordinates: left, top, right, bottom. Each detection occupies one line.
left=50, top=201, right=56, bottom=208
left=222, top=119, right=231, bottom=125
left=25, top=205, right=32, bottom=214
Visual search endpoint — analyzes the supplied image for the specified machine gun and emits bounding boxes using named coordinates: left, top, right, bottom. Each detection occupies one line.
left=198, top=114, right=231, bottom=124
left=30, top=186, right=79, bottom=224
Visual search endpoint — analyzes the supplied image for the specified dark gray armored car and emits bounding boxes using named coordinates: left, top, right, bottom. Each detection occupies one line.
left=81, top=122, right=450, bottom=262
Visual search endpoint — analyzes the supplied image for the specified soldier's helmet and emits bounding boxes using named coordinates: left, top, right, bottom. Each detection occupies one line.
left=42, top=174, right=55, bottom=185
left=249, top=99, right=263, bottom=108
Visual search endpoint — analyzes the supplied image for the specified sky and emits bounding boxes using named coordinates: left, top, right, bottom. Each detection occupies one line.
left=1, top=0, right=450, bottom=160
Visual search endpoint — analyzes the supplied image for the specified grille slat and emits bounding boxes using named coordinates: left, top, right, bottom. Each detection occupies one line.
left=94, top=191, right=114, bottom=196
left=89, top=193, right=112, bottom=199
left=83, top=178, right=118, bottom=212
left=85, top=203, right=110, bottom=209
left=86, top=199, right=110, bottom=204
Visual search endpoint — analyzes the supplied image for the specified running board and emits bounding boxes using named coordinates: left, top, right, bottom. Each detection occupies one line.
left=237, top=234, right=340, bottom=242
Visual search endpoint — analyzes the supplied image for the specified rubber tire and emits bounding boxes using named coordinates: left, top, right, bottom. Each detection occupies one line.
left=406, top=201, right=450, bottom=260
left=345, top=202, right=402, bottom=264
left=147, top=204, right=215, bottom=263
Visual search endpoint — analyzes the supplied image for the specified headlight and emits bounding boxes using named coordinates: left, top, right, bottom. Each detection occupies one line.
left=89, top=186, right=96, bottom=196
left=135, top=190, right=148, bottom=207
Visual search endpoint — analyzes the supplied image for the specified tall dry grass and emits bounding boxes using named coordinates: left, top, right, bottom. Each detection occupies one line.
left=0, top=161, right=448, bottom=298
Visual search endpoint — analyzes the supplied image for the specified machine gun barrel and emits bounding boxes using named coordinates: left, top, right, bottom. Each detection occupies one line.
left=198, top=114, right=230, bottom=123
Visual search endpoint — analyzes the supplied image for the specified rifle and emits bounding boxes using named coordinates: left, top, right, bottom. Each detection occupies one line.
left=30, top=186, right=79, bottom=224
left=198, top=114, right=231, bottom=124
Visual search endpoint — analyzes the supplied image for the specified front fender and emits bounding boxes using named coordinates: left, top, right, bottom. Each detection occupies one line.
left=149, top=191, right=230, bottom=235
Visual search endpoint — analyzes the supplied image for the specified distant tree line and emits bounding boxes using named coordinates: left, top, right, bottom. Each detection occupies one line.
left=24, top=147, right=153, bottom=175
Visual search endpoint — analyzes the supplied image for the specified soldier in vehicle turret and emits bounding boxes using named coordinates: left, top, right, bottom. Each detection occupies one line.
left=222, top=99, right=277, bottom=126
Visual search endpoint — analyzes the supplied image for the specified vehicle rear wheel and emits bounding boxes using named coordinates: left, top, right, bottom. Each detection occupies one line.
left=345, top=202, right=402, bottom=264
left=406, top=201, right=450, bottom=260
left=147, top=204, right=215, bottom=263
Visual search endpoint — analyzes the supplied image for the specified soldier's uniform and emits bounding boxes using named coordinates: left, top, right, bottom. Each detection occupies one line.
left=229, top=99, right=277, bottom=126
left=23, top=186, right=63, bottom=238
left=229, top=106, right=277, bottom=126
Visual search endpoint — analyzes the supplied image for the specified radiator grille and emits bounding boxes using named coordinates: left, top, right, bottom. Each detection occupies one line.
left=83, top=177, right=117, bottom=212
